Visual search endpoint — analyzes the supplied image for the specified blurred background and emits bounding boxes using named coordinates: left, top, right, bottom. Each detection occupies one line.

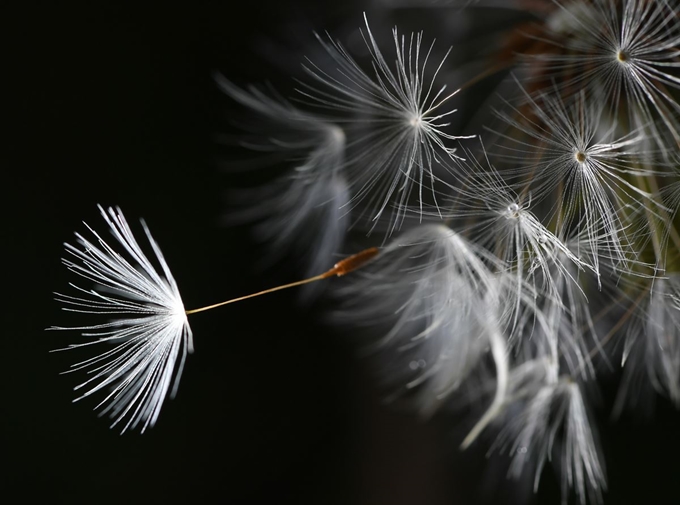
left=5, top=1, right=680, bottom=504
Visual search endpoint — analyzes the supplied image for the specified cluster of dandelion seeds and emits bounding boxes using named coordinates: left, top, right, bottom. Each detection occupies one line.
left=51, top=2, right=679, bottom=504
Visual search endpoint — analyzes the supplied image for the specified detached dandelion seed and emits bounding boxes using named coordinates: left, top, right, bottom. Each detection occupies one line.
left=51, top=206, right=379, bottom=432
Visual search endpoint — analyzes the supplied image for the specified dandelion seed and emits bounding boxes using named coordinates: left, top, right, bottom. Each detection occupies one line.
left=615, top=274, right=680, bottom=413
left=331, top=224, right=505, bottom=411
left=215, top=76, right=349, bottom=286
left=51, top=205, right=193, bottom=433
left=299, top=13, right=474, bottom=233
left=52, top=206, right=380, bottom=432
left=441, top=150, right=590, bottom=296
left=331, top=223, right=518, bottom=445
left=491, top=376, right=606, bottom=505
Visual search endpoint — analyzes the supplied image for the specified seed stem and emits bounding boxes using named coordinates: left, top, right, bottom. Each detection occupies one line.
left=185, top=247, right=380, bottom=315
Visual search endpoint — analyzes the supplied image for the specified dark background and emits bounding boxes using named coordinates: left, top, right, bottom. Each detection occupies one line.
left=5, top=2, right=680, bottom=504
